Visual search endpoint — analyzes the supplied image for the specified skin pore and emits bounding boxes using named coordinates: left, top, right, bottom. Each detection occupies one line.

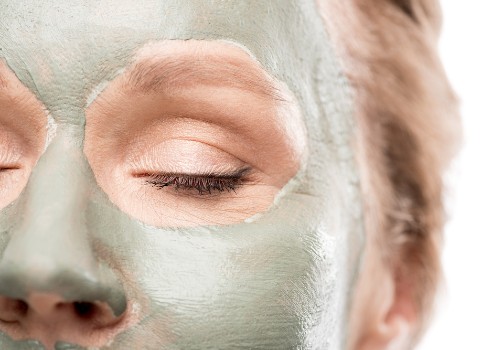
left=0, top=1, right=367, bottom=349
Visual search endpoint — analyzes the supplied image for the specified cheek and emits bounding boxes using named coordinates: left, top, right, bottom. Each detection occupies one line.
left=87, top=196, right=343, bottom=348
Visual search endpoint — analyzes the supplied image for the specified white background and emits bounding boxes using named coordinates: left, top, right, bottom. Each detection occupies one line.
left=418, top=1, right=500, bottom=349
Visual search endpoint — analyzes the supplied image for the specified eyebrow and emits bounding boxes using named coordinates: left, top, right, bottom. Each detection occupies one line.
left=126, top=54, right=286, bottom=102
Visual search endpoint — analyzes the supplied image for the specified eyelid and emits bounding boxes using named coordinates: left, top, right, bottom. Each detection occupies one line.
left=136, top=167, right=252, bottom=196
left=0, top=166, right=22, bottom=171
left=0, top=150, right=24, bottom=170
left=133, top=166, right=252, bottom=179
left=124, top=137, right=251, bottom=176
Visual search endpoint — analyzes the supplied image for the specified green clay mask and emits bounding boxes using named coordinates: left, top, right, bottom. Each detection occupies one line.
left=0, top=1, right=364, bottom=349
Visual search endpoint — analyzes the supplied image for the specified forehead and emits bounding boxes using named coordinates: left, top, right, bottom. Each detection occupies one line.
left=0, top=0, right=330, bottom=116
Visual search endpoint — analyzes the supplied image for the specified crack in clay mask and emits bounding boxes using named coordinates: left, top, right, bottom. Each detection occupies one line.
left=0, top=0, right=364, bottom=349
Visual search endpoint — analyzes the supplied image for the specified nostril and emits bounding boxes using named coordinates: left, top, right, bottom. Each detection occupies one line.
left=71, top=300, right=126, bottom=329
left=14, top=299, right=29, bottom=316
left=0, top=294, right=135, bottom=349
left=0, top=298, right=29, bottom=322
left=73, top=302, right=95, bottom=318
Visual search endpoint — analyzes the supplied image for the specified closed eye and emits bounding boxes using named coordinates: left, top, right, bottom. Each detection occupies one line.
left=136, top=167, right=252, bottom=196
left=0, top=165, right=22, bottom=172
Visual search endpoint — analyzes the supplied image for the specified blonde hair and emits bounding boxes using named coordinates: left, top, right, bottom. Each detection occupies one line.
left=317, top=0, right=461, bottom=343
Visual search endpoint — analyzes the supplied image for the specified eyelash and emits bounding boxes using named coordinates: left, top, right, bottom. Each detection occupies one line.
left=141, top=168, right=251, bottom=196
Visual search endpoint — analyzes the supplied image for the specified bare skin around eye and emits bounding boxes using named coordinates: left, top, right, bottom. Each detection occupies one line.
left=0, top=60, right=47, bottom=210
left=84, top=40, right=306, bottom=227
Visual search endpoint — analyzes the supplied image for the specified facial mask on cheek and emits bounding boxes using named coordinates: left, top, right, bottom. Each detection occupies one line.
left=0, top=1, right=364, bottom=349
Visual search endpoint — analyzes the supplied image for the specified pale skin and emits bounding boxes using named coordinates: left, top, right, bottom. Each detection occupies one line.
left=0, top=41, right=305, bottom=347
left=0, top=1, right=418, bottom=349
left=85, top=41, right=304, bottom=227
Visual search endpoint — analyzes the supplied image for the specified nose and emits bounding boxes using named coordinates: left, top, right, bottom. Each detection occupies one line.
left=0, top=133, right=128, bottom=348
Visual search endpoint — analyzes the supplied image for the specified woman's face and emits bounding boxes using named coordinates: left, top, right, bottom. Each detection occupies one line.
left=0, top=1, right=364, bottom=349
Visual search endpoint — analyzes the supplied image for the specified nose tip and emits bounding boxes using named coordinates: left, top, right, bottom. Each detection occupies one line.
left=0, top=292, right=126, bottom=349
left=0, top=292, right=123, bottom=327
left=0, top=261, right=129, bottom=348
left=0, top=258, right=128, bottom=315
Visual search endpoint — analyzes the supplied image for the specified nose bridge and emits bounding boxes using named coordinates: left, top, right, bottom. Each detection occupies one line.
left=0, top=130, right=127, bottom=317
left=0, top=129, right=107, bottom=292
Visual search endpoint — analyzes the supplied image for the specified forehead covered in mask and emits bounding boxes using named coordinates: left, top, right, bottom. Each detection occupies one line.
left=0, top=0, right=364, bottom=349
left=1, top=0, right=347, bottom=122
